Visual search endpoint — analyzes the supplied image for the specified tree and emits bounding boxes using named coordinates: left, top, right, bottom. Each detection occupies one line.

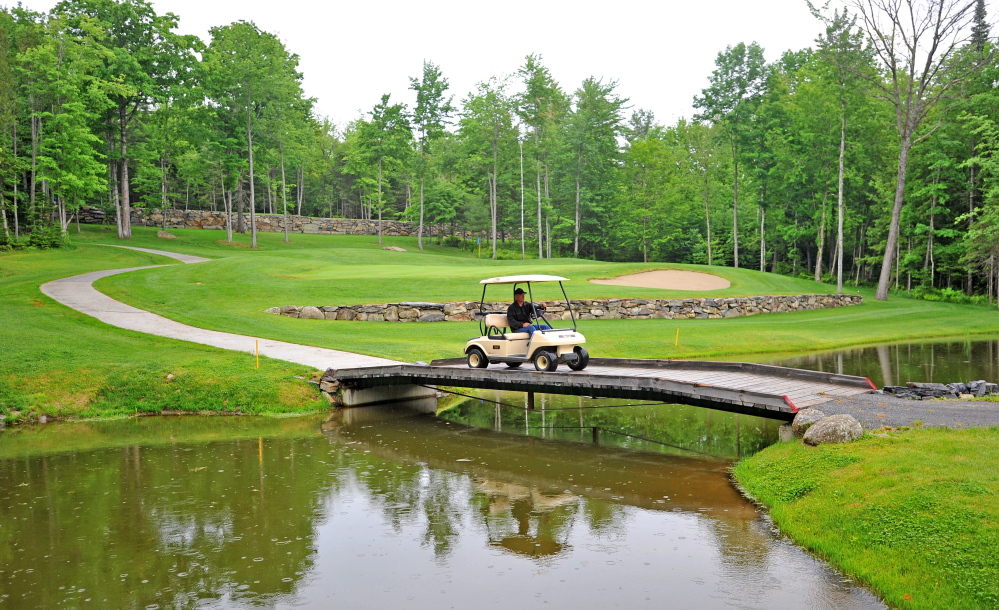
left=54, top=0, right=187, bottom=239
left=410, top=61, right=453, bottom=252
left=517, top=55, right=568, bottom=259
left=17, top=13, right=110, bottom=236
left=461, top=78, right=515, bottom=259
left=562, top=77, right=627, bottom=257
left=201, top=21, right=306, bottom=248
left=810, top=6, right=875, bottom=292
left=352, top=94, right=412, bottom=245
left=847, top=0, right=986, bottom=300
left=694, top=42, right=770, bottom=268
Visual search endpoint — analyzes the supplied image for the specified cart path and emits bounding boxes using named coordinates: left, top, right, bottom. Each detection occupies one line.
left=40, top=245, right=398, bottom=370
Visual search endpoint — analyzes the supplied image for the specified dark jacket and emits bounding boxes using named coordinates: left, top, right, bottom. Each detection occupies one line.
left=506, top=300, right=545, bottom=330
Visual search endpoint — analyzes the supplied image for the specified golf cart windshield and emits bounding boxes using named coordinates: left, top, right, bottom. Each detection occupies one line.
left=477, top=275, right=576, bottom=334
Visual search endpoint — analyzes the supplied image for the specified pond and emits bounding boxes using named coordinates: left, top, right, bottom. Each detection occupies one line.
left=746, top=336, right=999, bottom=388
left=0, top=409, right=883, bottom=609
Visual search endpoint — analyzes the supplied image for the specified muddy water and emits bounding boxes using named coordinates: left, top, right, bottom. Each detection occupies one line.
left=747, top=337, right=999, bottom=387
left=0, top=411, right=882, bottom=609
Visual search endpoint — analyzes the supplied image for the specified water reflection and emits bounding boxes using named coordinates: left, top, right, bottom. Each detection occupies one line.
left=0, top=411, right=882, bottom=609
left=439, top=391, right=782, bottom=458
left=748, top=337, right=999, bottom=387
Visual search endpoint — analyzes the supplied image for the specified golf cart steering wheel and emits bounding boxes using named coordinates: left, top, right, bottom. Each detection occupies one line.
left=531, top=303, right=551, bottom=329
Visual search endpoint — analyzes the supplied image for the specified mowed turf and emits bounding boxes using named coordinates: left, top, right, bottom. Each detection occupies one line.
left=79, top=225, right=999, bottom=364
left=733, top=428, right=999, bottom=610
left=0, top=240, right=328, bottom=422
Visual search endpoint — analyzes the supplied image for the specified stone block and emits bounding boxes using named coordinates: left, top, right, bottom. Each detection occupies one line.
left=300, top=306, right=325, bottom=320
left=419, top=313, right=446, bottom=322
left=336, top=309, right=356, bottom=321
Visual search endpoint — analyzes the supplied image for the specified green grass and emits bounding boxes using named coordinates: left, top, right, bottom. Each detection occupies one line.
left=733, top=428, right=999, bottom=609
left=4, top=224, right=998, bottom=419
left=80, top=225, right=999, bottom=363
left=0, top=239, right=328, bottom=423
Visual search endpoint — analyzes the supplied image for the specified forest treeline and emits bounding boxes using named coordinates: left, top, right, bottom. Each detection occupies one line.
left=1, top=0, right=998, bottom=303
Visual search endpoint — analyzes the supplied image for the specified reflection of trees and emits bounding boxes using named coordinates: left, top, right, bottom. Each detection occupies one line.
left=442, top=393, right=781, bottom=458
left=763, top=339, right=999, bottom=387
left=324, top=407, right=765, bottom=568
left=473, top=479, right=579, bottom=558
left=0, top=432, right=338, bottom=608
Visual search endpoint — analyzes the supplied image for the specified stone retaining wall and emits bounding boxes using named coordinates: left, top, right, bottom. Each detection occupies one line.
left=77, top=206, right=482, bottom=238
left=266, top=294, right=863, bottom=322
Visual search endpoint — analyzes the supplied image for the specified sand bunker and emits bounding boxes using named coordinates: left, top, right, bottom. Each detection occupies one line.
left=590, top=269, right=731, bottom=291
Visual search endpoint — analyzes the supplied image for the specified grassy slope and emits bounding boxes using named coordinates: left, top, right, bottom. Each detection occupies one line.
left=0, top=241, right=328, bottom=422
left=733, top=428, right=999, bottom=610
left=85, top=226, right=999, bottom=363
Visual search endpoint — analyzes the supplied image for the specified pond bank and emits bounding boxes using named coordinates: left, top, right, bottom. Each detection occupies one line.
left=733, top=427, right=999, bottom=610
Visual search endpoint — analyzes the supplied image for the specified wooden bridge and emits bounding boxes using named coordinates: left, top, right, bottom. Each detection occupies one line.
left=319, top=358, right=877, bottom=421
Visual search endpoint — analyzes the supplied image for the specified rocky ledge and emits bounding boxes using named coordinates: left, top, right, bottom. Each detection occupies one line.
left=265, top=294, right=862, bottom=323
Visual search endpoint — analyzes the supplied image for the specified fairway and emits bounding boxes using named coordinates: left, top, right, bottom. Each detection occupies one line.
left=5, top=225, right=999, bottom=421
left=75, top=226, right=999, bottom=364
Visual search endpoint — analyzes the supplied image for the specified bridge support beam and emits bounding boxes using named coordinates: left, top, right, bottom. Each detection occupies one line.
left=320, top=380, right=438, bottom=408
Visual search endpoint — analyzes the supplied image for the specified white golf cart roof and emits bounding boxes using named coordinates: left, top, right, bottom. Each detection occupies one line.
left=480, top=275, right=570, bottom=285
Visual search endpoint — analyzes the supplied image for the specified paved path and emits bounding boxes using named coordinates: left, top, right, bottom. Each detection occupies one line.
left=818, top=392, right=999, bottom=429
left=40, top=245, right=397, bottom=370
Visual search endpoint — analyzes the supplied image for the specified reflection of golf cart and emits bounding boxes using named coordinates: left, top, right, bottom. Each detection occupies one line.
left=465, top=275, right=588, bottom=372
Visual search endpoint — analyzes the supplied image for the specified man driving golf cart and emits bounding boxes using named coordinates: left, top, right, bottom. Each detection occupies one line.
left=507, top=288, right=550, bottom=337
left=465, top=275, right=589, bottom=372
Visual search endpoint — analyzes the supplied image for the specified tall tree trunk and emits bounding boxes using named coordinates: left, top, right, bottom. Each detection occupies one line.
left=119, top=105, right=132, bottom=239
left=759, top=206, right=766, bottom=273
left=967, top=145, right=976, bottom=296
left=536, top=160, right=543, bottom=259
left=731, top=139, right=739, bottom=268
left=418, top=175, right=425, bottom=252
left=160, top=154, right=168, bottom=232
left=296, top=166, right=304, bottom=215
left=247, top=106, right=257, bottom=248
left=29, top=98, right=38, bottom=215
left=837, top=111, right=846, bottom=294
left=491, top=134, right=498, bottom=259
left=815, top=186, right=828, bottom=282
left=574, top=152, right=581, bottom=257
left=221, top=170, right=233, bottom=243
left=876, top=135, right=913, bottom=301
left=925, top=168, right=938, bottom=282
left=236, top=174, right=245, bottom=233
left=280, top=141, right=289, bottom=243
left=704, top=170, right=712, bottom=266
left=12, top=122, right=18, bottom=242
left=377, top=158, right=383, bottom=246
left=519, top=139, right=525, bottom=259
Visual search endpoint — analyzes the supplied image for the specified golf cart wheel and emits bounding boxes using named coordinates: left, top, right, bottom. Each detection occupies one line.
left=568, top=346, right=589, bottom=371
left=505, top=362, right=523, bottom=369
left=467, top=347, right=489, bottom=369
left=533, top=350, right=558, bottom=372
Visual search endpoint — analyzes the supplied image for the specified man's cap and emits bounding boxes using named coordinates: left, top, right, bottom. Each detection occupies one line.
left=513, top=288, right=526, bottom=295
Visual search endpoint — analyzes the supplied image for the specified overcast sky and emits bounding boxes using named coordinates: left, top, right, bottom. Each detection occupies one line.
left=22, top=0, right=857, bottom=126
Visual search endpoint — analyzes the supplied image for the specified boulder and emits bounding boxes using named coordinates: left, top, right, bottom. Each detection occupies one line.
left=157, top=231, right=176, bottom=239
left=803, top=414, right=863, bottom=446
left=299, top=306, right=325, bottom=320
left=382, top=246, right=406, bottom=252
left=418, top=313, right=446, bottom=322
left=791, top=408, right=826, bottom=437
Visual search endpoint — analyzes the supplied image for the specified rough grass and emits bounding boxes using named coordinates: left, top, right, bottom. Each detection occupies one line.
left=733, top=428, right=999, bottom=610
left=0, top=242, right=328, bottom=423
left=81, top=226, right=999, bottom=364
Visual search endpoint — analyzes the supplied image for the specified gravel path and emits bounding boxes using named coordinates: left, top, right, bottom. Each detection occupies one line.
left=40, top=245, right=397, bottom=370
left=815, top=392, right=999, bottom=429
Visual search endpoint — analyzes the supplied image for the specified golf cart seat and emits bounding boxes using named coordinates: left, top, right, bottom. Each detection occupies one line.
left=484, top=313, right=509, bottom=335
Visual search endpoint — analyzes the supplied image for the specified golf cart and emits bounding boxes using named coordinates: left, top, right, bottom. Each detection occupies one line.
left=464, top=275, right=589, bottom=372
